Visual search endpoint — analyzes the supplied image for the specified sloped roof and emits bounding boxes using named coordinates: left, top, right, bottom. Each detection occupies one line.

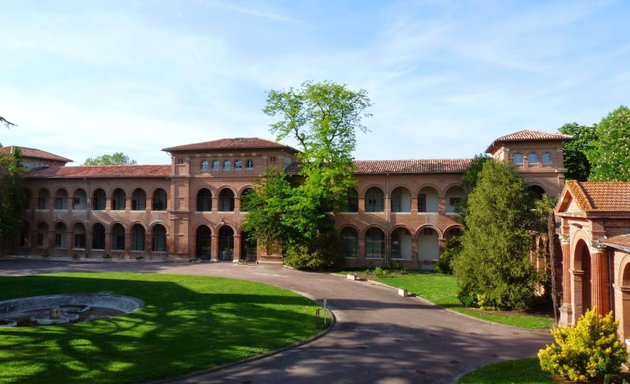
left=353, top=159, right=473, bottom=174
left=597, top=234, right=630, bottom=254
left=486, top=130, right=572, bottom=153
left=1, top=146, right=73, bottom=163
left=163, top=137, right=299, bottom=153
left=27, top=165, right=171, bottom=178
left=564, top=180, right=630, bottom=212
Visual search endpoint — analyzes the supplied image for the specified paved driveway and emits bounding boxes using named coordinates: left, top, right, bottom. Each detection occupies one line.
left=0, top=259, right=552, bottom=384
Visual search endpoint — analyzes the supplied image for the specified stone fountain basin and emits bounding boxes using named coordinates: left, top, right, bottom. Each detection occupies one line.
left=0, top=293, right=144, bottom=327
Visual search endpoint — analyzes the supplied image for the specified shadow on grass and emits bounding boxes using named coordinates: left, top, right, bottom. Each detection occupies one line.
left=0, top=273, right=326, bottom=384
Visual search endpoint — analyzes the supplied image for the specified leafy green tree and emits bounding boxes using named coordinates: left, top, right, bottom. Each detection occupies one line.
left=245, top=81, right=372, bottom=269
left=83, top=152, right=137, bottom=166
left=559, top=122, right=597, bottom=181
left=452, top=160, right=539, bottom=310
left=587, top=105, right=630, bottom=181
left=456, top=154, right=493, bottom=222
left=0, top=147, right=26, bottom=253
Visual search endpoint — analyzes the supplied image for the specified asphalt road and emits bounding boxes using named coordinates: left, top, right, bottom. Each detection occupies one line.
left=0, top=259, right=552, bottom=384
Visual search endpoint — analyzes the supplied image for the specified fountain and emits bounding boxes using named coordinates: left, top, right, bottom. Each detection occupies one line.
left=0, top=293, right=143, bottom=327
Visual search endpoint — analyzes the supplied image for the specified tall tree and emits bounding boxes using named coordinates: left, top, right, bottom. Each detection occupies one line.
left=452, top=160, right=538, bottom=310
left=83, top=152, right=137, bottom=166
left=559, top=122, right=597, bottom=181
left=245, top=81, right=372, bottom=269
left=0, top=147, right=26, bottom=253
left=587, top=105, right=630, bottom=181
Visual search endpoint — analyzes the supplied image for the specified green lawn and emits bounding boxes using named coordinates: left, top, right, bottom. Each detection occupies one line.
left=344, top=270, right=554, bottom=329
left=0, top=272, right=329, bottom=384
left=457, top=358, right=552, bottom=383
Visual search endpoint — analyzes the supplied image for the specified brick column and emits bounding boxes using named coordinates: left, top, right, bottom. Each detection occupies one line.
left=591, top=246, right=610, bottom=316
left=211, top=233, right=219, bottom=261
left=559, top=237, right=573, bottom=326
left=571, top=270, right=585, bottom=325
left=233, top=234, right=241, bottom=262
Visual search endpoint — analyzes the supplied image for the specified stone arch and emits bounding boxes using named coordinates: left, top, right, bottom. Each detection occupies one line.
left=92, top=222, right=106, bottom=250
left=36, top=221, right=49, bottom=247
left=417, top=226, right=440, bottom=264
left=130, top=223, right=146, bottom=251
left=239, top=187, right=255, bottom=212
left=443, top=225, right=463, bottom=240
left=218, top=188, right=235, bottom=212
left=72, top=222, right=87, bottom=249
left=339, top=226, right=359, bottom=258
left=196, top=188, right=213, bottom=212
left=110, top=223, right=125, bottom=251
left=572, top=238, right=592, bottom=321
left=364, top=226, right=385, bottom=259
left=417, top=186, right=439, bottom=213
left=37, top=188, right=51, bottom=210
left=391, top=227, right=412, bottom=260
left=444, top=185, right=466, bottom=213
left=54, top=188, right=68, bottom=210
left=151, top=224, right=168, bottom=252
left=131, top=188, right=147, bottom=210
left=617, top=257, right=630, bottom=340
left=391, top=186, right=411, bottom=213
left=53, top=222, right=68, bottom=248
left=218, top=225, right=235, bottom=261
left=92, top=188, right=107, bottom=210
left=151, top=188, right=168, bottom=211
left=72, top=188, right=88, bottom=210
left=365, top=187, right=385, bottom=212
left=112, top=188, right=126, bottom=210
left=195, top=225, right=212, bottom=260
left=528, top=184, right=546, bottom=200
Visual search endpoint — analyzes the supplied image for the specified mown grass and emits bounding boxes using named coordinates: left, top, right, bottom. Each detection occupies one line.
left=0, top=272, right=329, bottom=384
left=342, top=270, right=554, bottom=329
left=457, top=358, right=552, bottom=383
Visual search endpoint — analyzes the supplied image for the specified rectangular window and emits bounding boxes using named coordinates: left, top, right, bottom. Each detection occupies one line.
left=54, top=198, right=64, bottom=210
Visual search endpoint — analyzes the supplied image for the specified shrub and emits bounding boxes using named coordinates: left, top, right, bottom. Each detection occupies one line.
left=282, top=226, right=342, bottom=270
left=538, top=308, right=627, bottom=382
left=435, top=236, right=461, bottom=274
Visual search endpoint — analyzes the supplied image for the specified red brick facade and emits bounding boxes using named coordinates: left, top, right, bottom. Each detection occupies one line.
left=15, top=130, right=569, bottom=269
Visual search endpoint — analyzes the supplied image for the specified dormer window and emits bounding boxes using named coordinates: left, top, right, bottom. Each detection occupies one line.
left=200, top=160, right=209, bottom=171
left=513, top=153, right=523, bottom=166
left=212, top=160, right=220, bottom=171
left=542, top=152, right=552, bottom=165
left=528, top=152, right=538, bottom=166
left=234, top=160, right=242, bottom=170
left=223, top=160, right=231, bottom=171
left=246, top=159, right=254, bottom=169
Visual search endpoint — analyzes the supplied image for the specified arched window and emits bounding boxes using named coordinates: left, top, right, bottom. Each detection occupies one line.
left=196, top=189, right=212, bottom=212
left=73, top=223, right=86, bottom=249
left=37, top=189, right=50, bottom=210
left=234, top=160, right=242, bottom=170
left=391, top=227, right=412, bottom=259
left=54, top=223, right=67, bottom=248
left=365, top=187, right=384, bottom=212
left=152, top=189, right=167, bottom=211
left=212, top=160, right=220, bottom=171
left=542, top=152, right=552, bottom=165
left=513, top=153, right=524, bottom=166
left=54, top=189, right=68, bottom=210
left=132, top=189, right=146, bottom=210
left=72, top=189, right=87, bottom=210
left=92, top=189, right=106, bottom=210
left=200, top=160, right=209, bottom=171
left=223, top=160, right=231, bottom=171
left=340, top=228, right=358, bottom=258
left=365, top=228, right=384, bottom=258
left=528, top=152, right=538, bottom=165
left=92, top=223, right=105, bottom=250
left=246, top=159, right=254, bottom=169
left=219, top=189, right=235, bottom=211
left=342, top=189, right=358, bottom=212
left=112, top=188, right=126, bottom=210
left=111, top=224, right=125, bottom=250
left=131, top=224, right=145, bottom=251
left=445, top=186, right=466, bottom=213
left=36, top=222, right=49, bottom=247
left=418, top=187, right=439, bottom=213
left=391, top=187, right=411, bottom=213
left=152, top=225, right=167, bottom=252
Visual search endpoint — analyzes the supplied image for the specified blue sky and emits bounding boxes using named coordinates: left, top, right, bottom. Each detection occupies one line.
left=1, top=0, right=628, bottom=165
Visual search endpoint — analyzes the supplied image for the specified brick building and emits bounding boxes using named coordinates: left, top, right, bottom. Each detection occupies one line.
left=556, top=181, right=630, bottom=341
left=15, top=129, right=570, bottom=268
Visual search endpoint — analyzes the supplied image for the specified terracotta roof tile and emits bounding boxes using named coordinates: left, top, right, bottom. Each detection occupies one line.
left=598, top=234, right=630, bottom=253
left=27, top=165, right=171, bottom=178
left=353, top=159, right=473, bottom=174
left=163, top=137, right=299, bottom=153
left=566, top=180, right=630, bottom=212
left=486, top=130, right=572, bottom=153
left=493, top=130, right=573, bottom=142
left=1, top=146, right=72, bottom=163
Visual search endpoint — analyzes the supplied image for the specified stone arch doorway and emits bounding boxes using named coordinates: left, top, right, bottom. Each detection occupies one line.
left=195, top=226, right=212, bottom=260
left=573, top=239, right=592, bottom=320
left=219, top=226, right=234, bottom=261
left=619, top=263, right=630, bottom=340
